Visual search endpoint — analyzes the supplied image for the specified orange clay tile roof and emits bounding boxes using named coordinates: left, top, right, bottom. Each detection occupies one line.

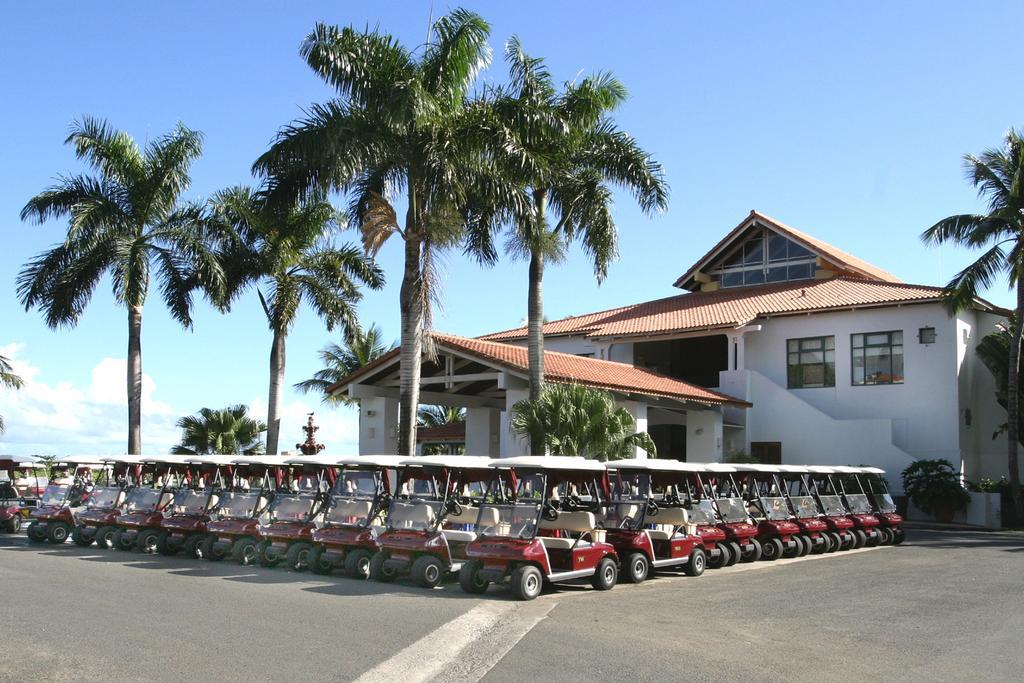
left=673, top=210, right=901, bottom=289
left=479, top=277, right=968, bottom=342
left=327, top=333, right=749, bottom=407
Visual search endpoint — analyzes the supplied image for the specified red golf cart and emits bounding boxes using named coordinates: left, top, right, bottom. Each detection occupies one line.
left=201, top=456, right=285, bottom=563
left=665, top=463, right=737, bottom=568
left=369, top=455, right=503, bottom=588
left=112, top=456, right=187, bottom=552
left=72, top=456, right=141, bottom=547
left=1, top=457, right=35, bottom=533
left=602, top=458, right=707, bottom=582
left=255, top=456, right=337, bottom=570
left=156, top=456, right=229, bottom=557
left=309, top=455, right=405, bottom=578
left=27, top=457, right=101, bottom=544
left=460, top=456, right=620, bottom=601
left=855, top=466, right=905, bottom=544
left=734, top=464, right=827, bottom=559
left=694, top=463, right=763, bottom=563
left=827, top=466, right=882, bottom=547
left=803, top=466, right=857, bottom=551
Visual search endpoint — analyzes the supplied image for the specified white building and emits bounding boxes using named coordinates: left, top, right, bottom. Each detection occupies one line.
left=330, top=211, right=1011, bottom=490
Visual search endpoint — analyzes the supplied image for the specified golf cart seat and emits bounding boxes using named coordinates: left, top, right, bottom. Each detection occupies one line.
left=441, top=506, right=499, bottom=543
left=538, top=511, right=597, bottom=550
left=646, top=507, right=688, bottom=541
left=389, top=502, right=436, bottom=529
left=332, top=500, right=373, bottom=520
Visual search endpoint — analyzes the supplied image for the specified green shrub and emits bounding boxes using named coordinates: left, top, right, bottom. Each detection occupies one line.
left=901, top=459, right=971, bottom=514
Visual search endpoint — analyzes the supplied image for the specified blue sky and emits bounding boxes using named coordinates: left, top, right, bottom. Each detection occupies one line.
left=2, top=1, right=1022, bottom=455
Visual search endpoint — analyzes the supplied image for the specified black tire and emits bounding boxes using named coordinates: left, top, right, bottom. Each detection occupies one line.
left=411, top=554, right=445, bottom=588
left=308, top=545, right=332, bottom=575
left=136, top=529, right=160, bottom=554
left=852, top=529, right=867, bottom=549
left=783, top=535, right=802, bottom=558
left=707, top=544, right=729, bottom=569
left=95, top=526, right=117, bottom=549
left=591, top=556, right=617, bottom=590
left=684, top=547, right=707, bottom=577
left=798, top=534, right=813, bottom=556
left=623, top=552, right=650, bottom=583
left=231, top=536, right=259, bottom=565
left=458, top=560, right=490, bottom=594
left=809, top=534, right=826, bottom=554
left=345, top=548, right=375, bottom=580
left=257, top=540, right=279, bottom=567
left=71, top=526, right=93, bottom=547
left=892, top=528, right=905, bottom=545
left=182, top=534, right=203, bottom=558
left=741, top=538, right=761, bottom=563
left=47, top=522, right=70, bottom=545
left=827, top=532, right=843, bottom=552
left=760, top=537, right=783, bottom=561
left=877, top=527, right=892, bottom=545
left=285, top=542, right=313, bottom=572
left=368, top=552, right=396, bottom=582
left=114, top=529, right=134, bottom=551
left=157, top=531, right=178, bottom=556
left=510, top=564, right=543, bottom=601
left=27, top=522, right=46, bottom=543
left=725, top=541, right=742, bottom=567
left=840, top=531, right=854, bottom=551
left=8, top=515, right=22, bottom=533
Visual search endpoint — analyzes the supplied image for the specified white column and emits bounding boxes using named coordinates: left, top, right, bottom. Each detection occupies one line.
left=618, top=400, right=650, bottom=459
left=686, top=408, right=723, bottom=461
left=358, top=394, right=399, bottom=455
left=465, top=407, right=500, bottom=456
left=501, top=387, right=532, bottom=457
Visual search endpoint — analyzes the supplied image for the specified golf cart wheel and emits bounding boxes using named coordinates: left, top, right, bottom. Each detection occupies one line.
left=591, top=557, right=618, bottom=591
left=114, top=529, right=134, bottom=551
left=308, top=545, right=331, bottom=575
left=156, top=531, right=178, bottom=556
left=827, top=532, right=843, bottom=552
left=257, top=540, right=279, bottom=567
left=8, top=516, right=22, bottom=534
left=760, top=538, right=783, bottom=561
left=852, top=529, right=867, bottom=549
left=685, top=548, right=707, bottom=577
left=368, top=552, right=396, bottom=582
left=707, top=544, right=728, bottom=569
left=623, top=552, right=650, bottom=583
left=285, top=542, right=313, bottom=572
left=798, top=534, right=813, bottom=556
left=510, top=564, right=543, bottom=601
left=182, top=534, right=203, bottom=558
left=892, top=528, right=905, bottom=545
left=458, top=560, right=490, bottom=594
left=71, top=526, right=92, bottom=547
left=783, top=535, right=802, bottom=558
left=411, top=554, right=445, bottom=589
left=199, top=535, right=224, bottom=561
left=27, top=522, right=46, bottom=543
left=136, top=529, right=160, bottom=554
left=877, top=527, right=892, bottom=545
left=725, top=541, right=742, bottom=567
left=741, top=538, right=761, bottom=563
left=95, top=526, right=117, bottom=549
left=47, top=522, right=70, bottom=544
left=345, top=549, right=375, bottom=580
left=809, top=535, right=826, bottom=554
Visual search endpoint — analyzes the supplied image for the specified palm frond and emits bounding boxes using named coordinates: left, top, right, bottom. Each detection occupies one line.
left=421, top=8, right=492, bottom=106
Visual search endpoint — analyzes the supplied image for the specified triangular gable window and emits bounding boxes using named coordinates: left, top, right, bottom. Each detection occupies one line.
left=709, top=225, right=817, bottom=288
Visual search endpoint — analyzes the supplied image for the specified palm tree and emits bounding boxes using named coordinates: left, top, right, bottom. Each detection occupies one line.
left=510, top=383, right=656, bottom=461
left=417, top=405, right=466, bottom=428
left=18, top=118, right=222, bottom=454
left=172, top=405, right=266, bottom=455
left=468, top=38, right=668, bottom=453
left=0, top=355, right=24, bottom=434
left=211, top=186, right=384, bottom=454
left=976, top=316, right=1024, bottom=446
left=922, top=128, right=1024, bottom=520
left=253, top=10, right=516, bottom=456
left=294, top=324, right=394, bottom=405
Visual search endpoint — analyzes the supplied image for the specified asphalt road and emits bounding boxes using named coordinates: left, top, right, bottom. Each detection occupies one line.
left=0, top=528, right=1021, bottom=682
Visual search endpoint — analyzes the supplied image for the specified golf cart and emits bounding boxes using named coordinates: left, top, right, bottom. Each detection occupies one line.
left=370, top=455, right=502, bottom=588
left=201, top=456, right=284, bottom=563
left=460, top=456, right=620, bottom=601
left=27, top=457, right=101, bottom=544
left=803, top=466, right=857, bottom=551
left=1, top=457, right=35, bottom=533
left=855, top=466, right=905, bottom=544
left=602, top=458, right=707, bottom=582
left=694, top=463, right=763, bottom=563
left=665, top=463, right=736, bottom=568
left=255, top=456, right=336, bottom=570
left=734, top=464, right=826, bottom=559
left=309, top=455, right=405, bottom=578
left=72, top=456, right=141, bottom=547
left=826, top=466, right=882, bottom=547
left=112, top=456, right=187, bottom=552
left=156, top=456, right=228, bottom=557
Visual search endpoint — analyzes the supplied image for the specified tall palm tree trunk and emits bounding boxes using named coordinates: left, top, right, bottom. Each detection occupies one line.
left=526, top=190, right=547, bottom=455
left=398, top=234, right=424, bottom=456
left=266, top=328, right=286, bottom=454
left=127, top=306, right=143, bottom=455
left=1009, top=276, right=1024, bottom=520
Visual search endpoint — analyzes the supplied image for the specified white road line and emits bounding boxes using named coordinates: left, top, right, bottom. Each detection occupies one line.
left=354, top=600, right=555, bottom=683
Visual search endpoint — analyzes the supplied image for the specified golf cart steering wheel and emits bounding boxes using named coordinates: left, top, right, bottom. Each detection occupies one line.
left=563, top=494, right=582, bottom=512
left=646, top=499, right=659, bottom=517
left=447, top=498, right=464, bottom=517
left=542, top=501, right=560, bottom=521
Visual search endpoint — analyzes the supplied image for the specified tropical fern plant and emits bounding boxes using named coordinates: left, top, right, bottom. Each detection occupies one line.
left=0, top=355, right=25, bottom=434
left=510, top=383, right=656, bottom=461
left=172, top=405, right=266, bottom=455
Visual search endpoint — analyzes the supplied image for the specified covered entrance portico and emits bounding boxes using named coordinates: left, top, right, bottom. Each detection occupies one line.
left=327, top=334, right=750, bottom=460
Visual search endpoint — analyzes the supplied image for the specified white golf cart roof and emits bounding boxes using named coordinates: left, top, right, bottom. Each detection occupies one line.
left=283, top=455, right=339, bottom=467
left=604, top=458, right=707, bottom=472
left=857, top=466, right=886, bottom=474
left=489, top=456, right=606, bottom=472
left=337, top=455, right=407, bottom=468
left=97, top=455, right=145, bottom=465
left=829, top=465, right=862, bottom=474
left=775, top=465, right=810, bottom=473
left=138, top=454, right=195, bottom=465
left=62, top=456, right=107, bottom=467
left=230, top=455, right=289, bottom=466
left=183, top=455, right=236, bottom=466
left=805, top=465, right=837, bottom=474
left=729, top=463, right=785, bottom=473
left=399, top=455, right=497, bottom=469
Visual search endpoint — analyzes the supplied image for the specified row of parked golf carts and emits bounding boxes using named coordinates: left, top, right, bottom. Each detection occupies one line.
left=12, top=454, right=904, bottom=601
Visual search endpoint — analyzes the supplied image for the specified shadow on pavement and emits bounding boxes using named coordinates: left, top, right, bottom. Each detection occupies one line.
left=903, top=528, right=1024, bottom=552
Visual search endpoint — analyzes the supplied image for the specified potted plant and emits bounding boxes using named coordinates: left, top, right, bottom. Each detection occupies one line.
left=901, top=459, right=971, bottom=523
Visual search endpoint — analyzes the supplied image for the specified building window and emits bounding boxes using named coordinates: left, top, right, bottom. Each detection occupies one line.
left=787, top=336, right=835, bottom=388
left=852, top=331, right=903, bottom=385
left=711, top=226, right=817, bottom=288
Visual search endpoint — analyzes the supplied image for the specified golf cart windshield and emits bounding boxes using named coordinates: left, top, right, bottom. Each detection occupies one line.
left=686, top=499, right=719, bottom=525
left=756, top=496, right=792, bottom=521
left=716, top=497, right=748, bottom=523
left=217, top=492, right=261, bottom=519
left=844, top=493, right=873, bottom=514
left=86, top=486, right=121, bottom=510
left=324, top=471, right=380, bottom=527
left=874, top=493, right=897, bottom=513
left=40, top=484, right=69, bottom=506
left=477, top=502, right=542, bottom=539
left=124, top=488, right=162, bottom=512
left=171, top=489, right=209, bottom=515
left=790, top=495, right=819, bottom=519
left=817, top=494, right=847, bottom=516
left=388, top=471, right=445, bottom=531
left=269, top=494, right=314, bottom=522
